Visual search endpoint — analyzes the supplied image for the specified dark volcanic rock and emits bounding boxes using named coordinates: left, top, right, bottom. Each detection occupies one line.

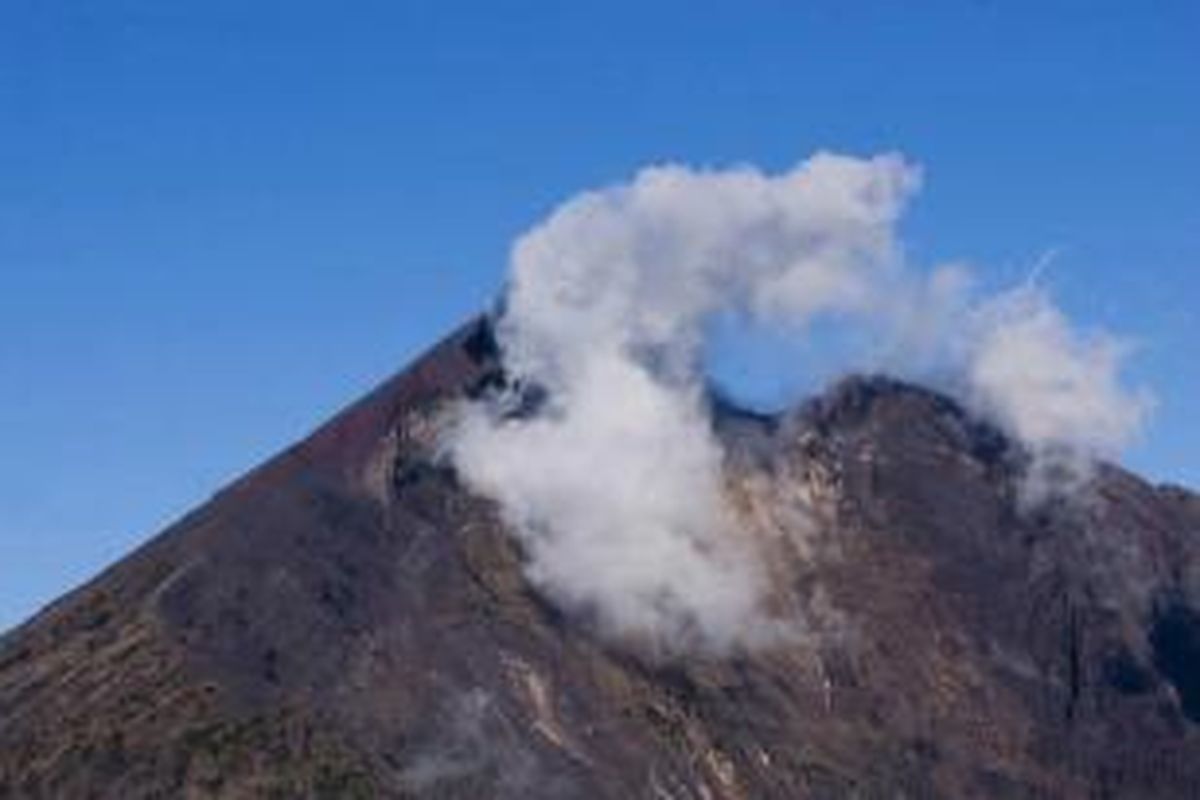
left=2, top=318, right=1199, bottom=798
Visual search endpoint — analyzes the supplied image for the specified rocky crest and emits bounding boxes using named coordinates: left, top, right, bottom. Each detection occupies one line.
left=2, top=318, right=1199, bottom=798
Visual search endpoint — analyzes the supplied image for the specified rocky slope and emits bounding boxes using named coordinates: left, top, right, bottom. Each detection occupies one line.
left=2, top=318, right=1199, bottom=799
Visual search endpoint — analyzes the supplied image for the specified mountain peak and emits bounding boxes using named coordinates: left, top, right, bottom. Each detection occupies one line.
left=2, top=319, right=1198, bottom=799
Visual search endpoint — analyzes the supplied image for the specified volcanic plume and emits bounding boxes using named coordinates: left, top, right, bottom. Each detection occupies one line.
left=448, top=152, right=1149, bottom=652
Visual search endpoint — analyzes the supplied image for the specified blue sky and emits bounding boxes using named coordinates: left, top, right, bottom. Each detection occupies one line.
left=1, top=1, right=1197, bottom=631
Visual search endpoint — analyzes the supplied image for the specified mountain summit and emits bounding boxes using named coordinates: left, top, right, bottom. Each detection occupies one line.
left=2, top=318, right=1198, bottom=799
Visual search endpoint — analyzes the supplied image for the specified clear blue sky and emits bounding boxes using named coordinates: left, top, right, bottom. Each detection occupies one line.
left=2, top=1, right=1197, bottom=631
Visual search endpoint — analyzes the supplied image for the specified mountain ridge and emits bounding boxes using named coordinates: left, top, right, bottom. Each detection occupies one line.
left=2, top=316, right=1198, bottom=799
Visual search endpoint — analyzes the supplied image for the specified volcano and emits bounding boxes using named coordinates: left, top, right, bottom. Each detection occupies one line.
left=2, top=317, right=1199, bottom=799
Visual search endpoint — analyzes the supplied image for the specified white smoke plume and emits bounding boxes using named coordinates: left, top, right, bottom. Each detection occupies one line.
left=961, top=284, right=1153, bottom=503
left=446, top=152, right=1149, bottom=652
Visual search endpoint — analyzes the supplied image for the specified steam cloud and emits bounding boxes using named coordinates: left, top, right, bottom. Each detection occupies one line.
left=962, top=285, right=1152, bottom=503
left=446, top=152, right=1149, bottom=652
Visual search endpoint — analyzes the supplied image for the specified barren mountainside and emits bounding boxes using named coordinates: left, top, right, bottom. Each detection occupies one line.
left=2, top=318, right=1200, bottom=799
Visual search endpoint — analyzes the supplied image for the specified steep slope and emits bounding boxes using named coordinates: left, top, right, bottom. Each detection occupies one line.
left=2, top=318, right=1198, bottom=799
